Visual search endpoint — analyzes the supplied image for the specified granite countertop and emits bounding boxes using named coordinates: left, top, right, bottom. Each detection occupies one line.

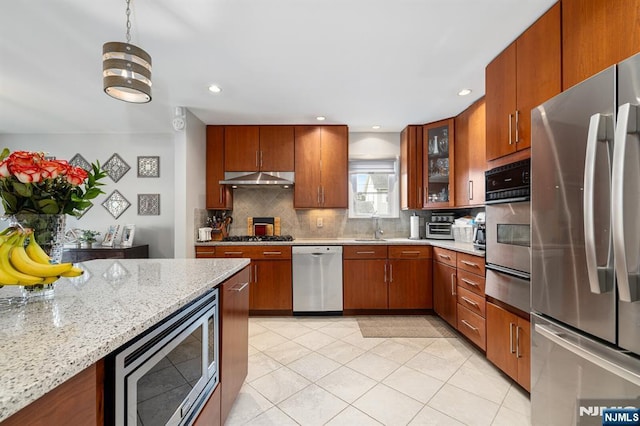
left=0, top=258, right=250, bottom=423
left=196, top=238, right=485, bottom=257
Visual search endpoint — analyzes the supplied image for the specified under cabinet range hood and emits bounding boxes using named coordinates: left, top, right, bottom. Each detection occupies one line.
left=219, top=171, right=294, bottom=188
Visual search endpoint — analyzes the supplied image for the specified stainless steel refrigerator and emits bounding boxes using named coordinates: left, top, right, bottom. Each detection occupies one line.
left=531, top=52, right=640, bottom=426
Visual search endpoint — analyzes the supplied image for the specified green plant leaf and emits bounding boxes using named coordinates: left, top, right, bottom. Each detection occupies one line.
left=37, top=199, right=60, bottom=214
left=12, top=182, right=32, bottom=198
left=0, top=148, right=10, bottom=161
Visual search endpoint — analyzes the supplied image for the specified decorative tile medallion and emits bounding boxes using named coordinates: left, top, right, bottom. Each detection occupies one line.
left=69, top=154, right=92, bottom=171
left=137, top=156, right=160, bottom=178
left=102, top=190, right=131, bottom=219
left=103, top=153, right=130, bottom=182
left=138, top=194, right=160, bottom=216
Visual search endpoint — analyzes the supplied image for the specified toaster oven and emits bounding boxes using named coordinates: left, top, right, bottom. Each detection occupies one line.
left=426, top=222, right=454, bottom=240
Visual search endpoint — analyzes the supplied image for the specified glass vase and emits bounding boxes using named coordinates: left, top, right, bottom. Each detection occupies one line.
left=9, top=213, right=67, bottom=300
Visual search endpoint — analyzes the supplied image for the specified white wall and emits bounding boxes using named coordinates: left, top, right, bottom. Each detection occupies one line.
left=0, top=133, right=176, bottom=258
left=173, top=109, right=207, bottom=258
left=349, top=132, right=400, bottom=160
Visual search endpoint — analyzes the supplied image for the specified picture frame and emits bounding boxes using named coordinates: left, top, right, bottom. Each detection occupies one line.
left=102, top=224, right=120, bottom=247
left=121, top=224, right=136, bottom=247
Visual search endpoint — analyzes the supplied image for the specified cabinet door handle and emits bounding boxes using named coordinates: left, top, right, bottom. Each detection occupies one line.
left=461, top=319, right=478, bottom=332
left=461, top=296, right=479, bottom=308
left=262, top=251, right=282, bottom=255
left=401, top=250, right=421, bottom=256
left=384, top=262, right=387, bottom=283
left=219, top=186, right=223, bottom=204
left=468, top=180, right=473, bottom=201
left=451, top=273, right=456, bottom=295
left=460, top=260, right=480, bottom=268
left=260, top=150, right=263, bottom=168
left=389, top=264, right=393, bottom=283
left=438, top=254, right=451, bottom=260
left=461, top=278, right=480, bottom=288
left=356, top=251, right=376, bottom=254
left=254, top=264, right=258, bottom=283
left=508, top=113, right=513, bottom=145
left=322, top=186, right=325, bottom=205
left=317, top=187, right=321, bottom=205
left=516, top=326, right=522, bottom=358
left=515, top=110, right=520, bottom=143
left=509, top=322, right=515, bottom=353
left=232, top=282, right=249, bottom=292
left=424, top=187, right=427, bottom=206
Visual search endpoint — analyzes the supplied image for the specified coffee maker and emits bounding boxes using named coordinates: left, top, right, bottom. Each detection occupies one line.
left=473, top=212, right=486, bottom=250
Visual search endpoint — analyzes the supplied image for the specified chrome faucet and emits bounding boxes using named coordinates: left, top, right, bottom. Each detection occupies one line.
left=373, top=216, right=384, bottom=240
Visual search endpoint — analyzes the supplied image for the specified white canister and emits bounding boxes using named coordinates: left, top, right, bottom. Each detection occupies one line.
left=198, top=227, right=213, bottom=241
left=409, top=216, right=420, bottom=239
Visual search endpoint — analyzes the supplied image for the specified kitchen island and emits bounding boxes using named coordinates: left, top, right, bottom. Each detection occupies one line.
left=0, top=258, right=250, bottom=423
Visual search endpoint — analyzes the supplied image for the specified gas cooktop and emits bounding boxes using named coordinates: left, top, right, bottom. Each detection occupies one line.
left=223, top=235, right=294, bottom=242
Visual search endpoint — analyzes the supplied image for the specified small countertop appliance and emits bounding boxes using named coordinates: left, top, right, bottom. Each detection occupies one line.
left=426, top=212, right=455, bottom=240
left=473, top=212, right=486, bottom=250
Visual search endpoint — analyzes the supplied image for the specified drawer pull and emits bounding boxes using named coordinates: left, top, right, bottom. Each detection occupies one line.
left=356, top=251, right=376, bottom=254
left=461, top=278, right=480, bottom=288
left=461, top=320, right=478, bottom=332
left=461, top=296, right=479, bottom=308
left=263, top=251, right=282, bottom=255
left=401, top=251, right=421, bottom=255
left=460, top=260, right=480, bottom=268
left=438, top=254, right=451, bottom=260
left=224, top=251, right=243, bottom=255
left=232, top=282, right=249, bottom=292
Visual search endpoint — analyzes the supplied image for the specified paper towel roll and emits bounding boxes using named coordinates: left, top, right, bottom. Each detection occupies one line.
left=410, top=216, right=420, bottom=239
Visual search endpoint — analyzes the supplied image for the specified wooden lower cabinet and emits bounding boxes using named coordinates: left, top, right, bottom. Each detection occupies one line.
left=433, top=259, right=457, bottom=327
left=220, top=266, right=251, bottom=424
left=194, top=384, right=221, bottom=426
left=250, top=259, right=292, bottom=311
left=486, top=302, right=531, bottom=391
left=343, top=245, right=432, bottom=311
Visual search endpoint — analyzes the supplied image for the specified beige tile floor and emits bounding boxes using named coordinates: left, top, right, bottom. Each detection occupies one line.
left=226, top=316, right=531, bottom=426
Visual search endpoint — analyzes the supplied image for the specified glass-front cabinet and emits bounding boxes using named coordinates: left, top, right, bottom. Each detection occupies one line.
left=423, top=118, right=454, bottom=208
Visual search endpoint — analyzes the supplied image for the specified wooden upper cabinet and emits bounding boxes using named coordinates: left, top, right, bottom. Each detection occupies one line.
left=258, top=126, right=294, bottom=171
left=224, top=126, right=260, bottom=171
left=485, top=3, right=560, bottom=162
left=454, top=98, right=486, bottom=207
left=294, top=125, right=348, bottom=208
left=206, top=126, right=233, bottom=210
left=224, top=125, right=294, bottom=172
left=400, top=125, right=423, bottom=210
left=423, top=118, right=454, bottom=208
left=563, top=0, right=640, bottom=90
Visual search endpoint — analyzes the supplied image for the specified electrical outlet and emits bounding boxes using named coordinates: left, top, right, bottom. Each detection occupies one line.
left=316, top=217, right=323, bottom=228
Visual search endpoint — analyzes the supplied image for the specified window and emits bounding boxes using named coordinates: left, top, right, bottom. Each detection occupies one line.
left=348, top=159, right=399, bottom=218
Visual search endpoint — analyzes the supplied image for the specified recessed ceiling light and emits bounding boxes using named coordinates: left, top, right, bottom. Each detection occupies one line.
left=316, top=116, right=326, bottom=121
left=372, top=125, right=381, bottom=130
left=458, top=88, right=472, bottom=96
left=208, top=85, right=222, bottom=93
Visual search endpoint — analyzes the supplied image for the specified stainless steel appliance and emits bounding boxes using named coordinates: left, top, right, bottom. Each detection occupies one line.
left=484, top=159, right=531, bottom=312
left=531, top=53, right=640, bottom=426
left=426, top=212, right=455, bottom=240
left=107, top=289, right=219, bottom=426
left=472, top=212, right=486, bottom=250
left=292, top=245, right=343, bottom=314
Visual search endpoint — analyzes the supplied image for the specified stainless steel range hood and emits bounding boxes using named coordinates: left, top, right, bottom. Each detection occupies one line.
left=219, top=171, right=294, bottom=188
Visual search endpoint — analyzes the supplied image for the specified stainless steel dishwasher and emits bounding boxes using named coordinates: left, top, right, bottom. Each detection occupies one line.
left=292, top=245, right=343, bottom=314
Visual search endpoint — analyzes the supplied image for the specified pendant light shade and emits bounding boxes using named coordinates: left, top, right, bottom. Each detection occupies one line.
left=103, top=42, right=152, bottom=103
left=103, top=0, right=152, bottom=103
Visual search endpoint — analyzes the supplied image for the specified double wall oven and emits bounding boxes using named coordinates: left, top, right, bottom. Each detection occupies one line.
left=484, top=159, right=531, bottom=313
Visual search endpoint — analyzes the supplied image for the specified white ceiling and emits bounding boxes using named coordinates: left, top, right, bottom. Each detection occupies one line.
left=0, top=0, right=556, bottom=135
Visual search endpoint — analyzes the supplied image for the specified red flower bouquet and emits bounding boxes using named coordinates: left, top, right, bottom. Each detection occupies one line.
left=0, top=149, right=106, bottom=217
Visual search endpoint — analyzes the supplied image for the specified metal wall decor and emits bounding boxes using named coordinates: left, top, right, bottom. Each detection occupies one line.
left=102, top=190, right=131, bottom=219
left=138, top=194, right=160, bottom=216
left=69, top=154, right=92, bottom=171
left=103, top=153, right=130, bottom=182
left=137, top=156, right=160, bottom=177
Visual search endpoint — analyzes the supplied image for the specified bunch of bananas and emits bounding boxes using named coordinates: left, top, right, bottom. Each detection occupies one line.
left=0, top=227, right=83, bottom=286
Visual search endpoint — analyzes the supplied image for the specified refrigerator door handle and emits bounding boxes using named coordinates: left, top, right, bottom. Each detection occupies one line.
left=535, top=323, right=640, bottom=386
left=613, top=103, right=640, bottom=302
left=583, top=112, right=614, bottom=295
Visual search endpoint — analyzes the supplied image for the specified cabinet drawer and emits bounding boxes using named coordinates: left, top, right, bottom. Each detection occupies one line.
left=433, top=247, right=456, bottom=267
left=195, top=246, right=216, bottom=258
left=388, top=245, right=432, bottom=259
left=212, top=245, right=292, bottom=259
left=457, top=304, right=486, bottom=350
left=457, top=287, right=486, bottom=318
left=343, top=245, right=388, bottom=259
left=457, top=269, right=486, bottom=296
left=457, top=253, right=485, bottom=276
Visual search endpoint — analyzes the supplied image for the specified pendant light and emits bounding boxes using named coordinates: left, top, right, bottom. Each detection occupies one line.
left=103, top=0, right=152, bottom=103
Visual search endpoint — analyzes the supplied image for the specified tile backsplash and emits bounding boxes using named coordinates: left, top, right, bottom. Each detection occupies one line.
left=199, top=188, right=482, bottom=239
